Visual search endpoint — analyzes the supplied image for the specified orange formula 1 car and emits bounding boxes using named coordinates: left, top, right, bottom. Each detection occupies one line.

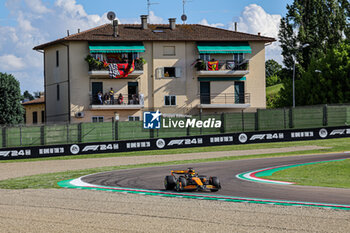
left=164, top=168, right=221, bottom=192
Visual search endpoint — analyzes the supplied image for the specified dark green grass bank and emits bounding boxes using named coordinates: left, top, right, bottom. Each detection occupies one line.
left=262, top=159, right=350, bottom=189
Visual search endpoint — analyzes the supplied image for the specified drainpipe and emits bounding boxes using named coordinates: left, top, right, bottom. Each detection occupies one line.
left=61, top=43, right=71, bottom=123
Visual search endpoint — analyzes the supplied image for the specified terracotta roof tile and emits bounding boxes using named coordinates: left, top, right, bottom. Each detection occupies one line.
left=34, top=24, right=275, bottom=50
left=22, top=97, right=45, bottom=105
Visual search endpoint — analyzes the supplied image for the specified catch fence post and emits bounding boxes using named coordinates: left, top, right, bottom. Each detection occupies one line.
left=78, top=123, right=82, bottom=143
left=289, top=108, right=294, bottom=128
left=19, top=125, right=22, bottom=146
left=2, top=127, right=7, bottom=147
left=186, top=117, right=190, bottom=136
left=283, top=108, right=287, bottom=129
left=40, top=125, right=45, bottom=145
left=323, top=104, right=328, bottom=126
left=114, top=121, right=119, bottom=141
left=255, top=109, right=259, bottom=131
left=220, top=113, right=225, bottom=133
left=241, top=110, right=245, bottom=131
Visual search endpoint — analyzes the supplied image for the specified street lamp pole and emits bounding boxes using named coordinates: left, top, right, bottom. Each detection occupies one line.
left=292, top=43, right=309, bottom=108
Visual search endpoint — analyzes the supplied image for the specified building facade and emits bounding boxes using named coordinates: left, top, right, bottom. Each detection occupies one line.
left=22, top=96, right=45, bottom=125
left=34, top=16, right=275, bottom=123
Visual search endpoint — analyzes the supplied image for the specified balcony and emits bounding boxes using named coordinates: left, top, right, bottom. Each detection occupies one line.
left=87, top=57, right=144, bottom=79
left=90, top=93, right=144, bottom=110
left=195, top=59, right=249, bottom=77
left=197, top=93, right=251, bottom=109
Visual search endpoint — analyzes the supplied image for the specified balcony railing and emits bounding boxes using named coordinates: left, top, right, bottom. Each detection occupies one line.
left=195, top=59, right=249, bottom=77
left=90, top=93, right=144, bottom=109
left=198, top=93, right=251, bottom=108
left=87, top=59, right=144, bottom=71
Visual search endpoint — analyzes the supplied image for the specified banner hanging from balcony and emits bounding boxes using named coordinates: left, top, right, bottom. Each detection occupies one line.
left=89, top=42, right=145, bottom=53
left=197, top=42, right=252, bottom=54
left=108, top=60, right=135, bottom=78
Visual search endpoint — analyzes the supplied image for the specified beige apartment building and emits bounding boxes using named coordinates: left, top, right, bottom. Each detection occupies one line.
left=34, top=16, right=275, bottom=123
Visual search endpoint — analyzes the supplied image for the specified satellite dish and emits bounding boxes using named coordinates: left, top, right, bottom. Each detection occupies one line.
left=107, top=11, right=116, bottom=21
left=181, top=14, right=187, bottom=21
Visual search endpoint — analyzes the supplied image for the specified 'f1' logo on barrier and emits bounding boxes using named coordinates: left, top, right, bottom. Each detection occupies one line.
left=143, top=110, right=162, bottom=129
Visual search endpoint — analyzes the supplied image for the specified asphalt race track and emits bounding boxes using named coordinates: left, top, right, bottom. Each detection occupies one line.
left=82, top=153, right=350, bottom=205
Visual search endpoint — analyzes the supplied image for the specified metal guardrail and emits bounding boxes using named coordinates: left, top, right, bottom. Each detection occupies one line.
left=196, top=59, right=249, bottom=71
left=198, top=93, right=250, bottom=104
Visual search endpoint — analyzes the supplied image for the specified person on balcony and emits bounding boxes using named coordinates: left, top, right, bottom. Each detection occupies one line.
left=97, top=91, right=103, bottom=105
left=103, top=93, right=109, bottom=105
left=109, top=88, right=114, bottom=105
left=117, top=93, right=124, bottom=105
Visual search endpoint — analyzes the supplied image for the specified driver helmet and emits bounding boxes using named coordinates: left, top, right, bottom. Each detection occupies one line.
left=188, top=168, right=195, bottom=175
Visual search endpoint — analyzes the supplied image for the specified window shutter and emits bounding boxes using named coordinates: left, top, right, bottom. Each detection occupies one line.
left=175, top=67, right=182, bottom=78
left=156, top=67, right=164, bottom=78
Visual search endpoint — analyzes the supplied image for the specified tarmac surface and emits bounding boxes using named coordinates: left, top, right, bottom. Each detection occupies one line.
left=83, top=153, right=350, bottom=205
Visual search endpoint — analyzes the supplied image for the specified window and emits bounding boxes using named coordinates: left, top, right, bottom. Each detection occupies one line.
left=41, top=111, right=45, bottom=123
left=164, top=67, right=176, bottom=77
left=92, top=53, right=105, bottom=61
left=163, top=46, right=176, bottom=56
left=56, top=50, right=59, bottom=67
left=92, top=116, right=104, bottom=122
left=233, top=53, right=244, bottom=64
left=128, top=116, right=140, bottom=121
left=200, top=54, right=210, bottom=62
left=57, top=84, right=60, bottom=101
left=165, top=95, right=176, bottom=106
left=157, top=67, right=182, bottom=78
left=32, top=112, right=38, bottom=124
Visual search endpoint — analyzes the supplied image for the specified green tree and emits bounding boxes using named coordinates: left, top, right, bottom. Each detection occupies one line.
left=0, top=72, right=24, bottom=125
left=277, top=0, right=349, bottom=107
left=279, top=0, right=349, bottom=70
left=22, top=90, right=34, bottom=101
left=266, top=59, right=282, bottom=87
left=298, top=42, right=350, bottom=105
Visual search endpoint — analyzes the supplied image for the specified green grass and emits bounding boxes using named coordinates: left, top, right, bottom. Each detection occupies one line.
left=262, top=159, right=350, bottom=189
left=266, top=83, right=283, bottom=96
left=0, top=150, right=339, bottom=189
left=1, top=137, right=350, bottom=163
left=0, top=137, right=350, bottom=189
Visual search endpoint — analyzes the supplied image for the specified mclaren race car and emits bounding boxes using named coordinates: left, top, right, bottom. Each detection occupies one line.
left=164, top=168, right=221, bottom=192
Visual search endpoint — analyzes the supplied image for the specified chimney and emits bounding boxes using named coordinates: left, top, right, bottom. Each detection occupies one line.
left=169, top=18, right=176, bottom=30
left=258, top=32, right=261, bottom=36
left=113, top=20, right=119, bottom=37
left=141, top=15, right=148, bottom=30
left=67, top=30, right=70, bottom=36
left=234, top=22, right=237, bottom=32
left=78, top=28, right=80, bottom=33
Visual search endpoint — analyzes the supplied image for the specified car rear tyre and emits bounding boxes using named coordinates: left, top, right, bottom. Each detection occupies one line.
left=164, top=176, right=176, bottom=190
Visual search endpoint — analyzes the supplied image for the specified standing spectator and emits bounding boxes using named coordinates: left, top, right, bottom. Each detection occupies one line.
left=109, top=88, right=114, bottom=104
left=104, top=92, right=109, bottom=104
left=97, top=91, right=103, bottom=105
left=118, top=93, right=124, bottom=104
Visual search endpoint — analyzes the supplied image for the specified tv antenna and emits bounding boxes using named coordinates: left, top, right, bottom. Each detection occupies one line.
left=147, top=0, right=159, bottom=19
left=181, top=0, right=192, bottom=24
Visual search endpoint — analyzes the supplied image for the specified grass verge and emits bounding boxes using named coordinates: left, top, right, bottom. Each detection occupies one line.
left=261, top=159, right=350, bottom=189
left=1, top=137, right=350, bottom=163
left=0, top=145, right=348, bottom=189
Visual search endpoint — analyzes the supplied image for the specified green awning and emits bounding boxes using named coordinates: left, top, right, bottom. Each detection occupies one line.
left=198, top=77, right=246, bottom=81
left=89, top=42, right=145, bottom=53
left=197, top=42, right=251, bottom=54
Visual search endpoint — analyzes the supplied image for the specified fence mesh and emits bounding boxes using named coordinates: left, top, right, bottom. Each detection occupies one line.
left=1, top=104, right=350, bottom=148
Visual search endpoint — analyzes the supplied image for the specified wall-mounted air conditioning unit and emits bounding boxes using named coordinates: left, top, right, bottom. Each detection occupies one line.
left=75, top=112, right=85, bottom=118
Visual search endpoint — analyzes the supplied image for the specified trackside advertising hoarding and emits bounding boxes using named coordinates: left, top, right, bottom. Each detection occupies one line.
left=0, top=126, right=350, bottom=160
